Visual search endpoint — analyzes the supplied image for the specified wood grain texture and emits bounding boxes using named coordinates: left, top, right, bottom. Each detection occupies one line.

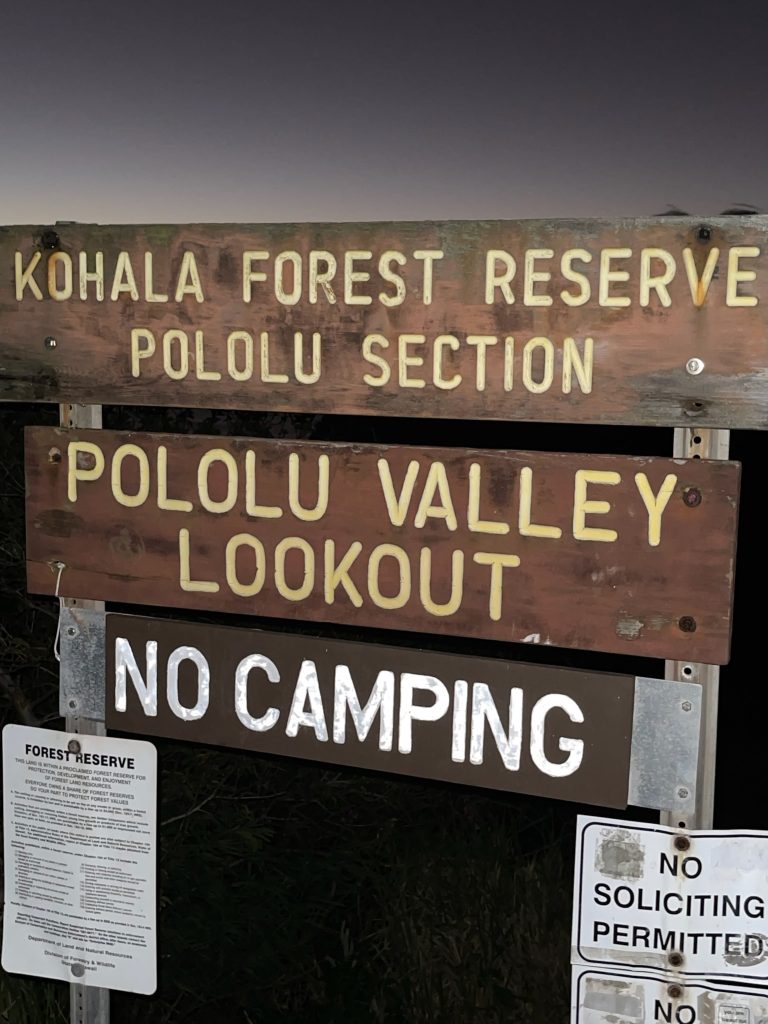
left=2, top=218, right=768, bottom=428
left=26, top=428, right=740, bottom=662
left=106, top=613, right=636, bottom=807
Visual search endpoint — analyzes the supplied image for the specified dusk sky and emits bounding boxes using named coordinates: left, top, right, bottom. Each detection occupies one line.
left=2, top=1, right=766, bottom=225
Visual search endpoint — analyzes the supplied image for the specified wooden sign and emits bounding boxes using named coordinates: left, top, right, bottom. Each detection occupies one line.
left=2, top=217, right=768, bottom=429
left=26, top=427, right=739, bottom=662
left=106, top=614, right=636, bottom=807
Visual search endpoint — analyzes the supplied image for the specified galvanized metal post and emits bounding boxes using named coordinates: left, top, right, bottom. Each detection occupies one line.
left=662, top=426, right=730, bottom=832
left=59, top=403, right=110, bottom=1024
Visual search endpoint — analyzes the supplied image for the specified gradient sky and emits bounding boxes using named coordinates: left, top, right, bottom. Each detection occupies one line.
left=2, top=0, right=766, bottom=225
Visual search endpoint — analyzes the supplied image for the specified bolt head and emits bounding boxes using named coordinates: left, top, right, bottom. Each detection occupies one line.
left=44, top=336, right=57, bottom=349
left=686, top=357, right=705, bottom=375
left=681, top=701, right=692, bottom=712
left=68, top=739, right=81, bottom=754
left=683, top=487, right=702, bottom=508
left=668, top=951, right=684, bottom=967
left=71, top=962, right=85, bottom=978
left=677, top=787, right=690, bottom=800
left=678, top=615, right=697, bottom=634
left=667, top=983, right=683, bottom=999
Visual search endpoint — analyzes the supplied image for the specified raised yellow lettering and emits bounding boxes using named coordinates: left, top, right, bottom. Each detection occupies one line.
left=468, top=463, right=509, bottom=535
left=67, top=441, right=105, bottom=502
left=726, top=246, right=760, bottom=307
left=414, top=462, right=458, bottom=530
left=573, top=469, right=620, bottom=542
left=518, top=467, right=561, bottom=538
left=634, top=472, right=677, bottom=547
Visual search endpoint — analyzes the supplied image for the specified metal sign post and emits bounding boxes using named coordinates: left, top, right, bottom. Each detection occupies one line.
left=58, top=402, right=109, bottom=1024
left=663, top=426, right=730, bottom=833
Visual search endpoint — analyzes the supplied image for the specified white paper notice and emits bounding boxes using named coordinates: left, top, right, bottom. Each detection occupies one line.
left=1, top=724, right=157, bottom=994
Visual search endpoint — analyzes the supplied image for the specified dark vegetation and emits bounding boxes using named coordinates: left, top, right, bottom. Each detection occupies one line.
left=0, top=399, right=763, bottom=1023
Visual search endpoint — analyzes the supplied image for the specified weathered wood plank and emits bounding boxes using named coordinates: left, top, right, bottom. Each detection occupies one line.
left=106, top=613, right=636, bottom=807
left=2, top=218, right=767, bottom=428
left=25, top=428, right=740, bottom=662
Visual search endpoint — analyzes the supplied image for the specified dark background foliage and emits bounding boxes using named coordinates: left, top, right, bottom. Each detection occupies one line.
left=0, top=400, right=763, bottom=1023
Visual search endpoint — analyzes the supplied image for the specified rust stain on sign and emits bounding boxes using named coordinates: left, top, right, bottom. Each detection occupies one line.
left=25, top=427, right=740, bottom=662
left=2, top=217, right=768, bottom=428
left=106, top=614, right=637, bottom=807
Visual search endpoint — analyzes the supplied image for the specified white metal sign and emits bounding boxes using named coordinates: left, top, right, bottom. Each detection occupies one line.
left=572, top=816, right=768, bottom=982
left=1, top=724, right=157, bottom=994
left=572, top=967, right=768, bottom=1024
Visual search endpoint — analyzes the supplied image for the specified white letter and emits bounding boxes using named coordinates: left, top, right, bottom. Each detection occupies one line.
left=235, top=654, right=280, bottom=731
left=469, top=683, right=523, bottom=771
left=397, top=673, right=450, bottom=754
left=530, top=694, right=584, bottom=777
left=285, top=660, right=328, bottom=740
left=114, top=637, right=157, bottom=715
left=167, top=646, right=210, bottom=721
left=333, top=665, right=394, bottom=750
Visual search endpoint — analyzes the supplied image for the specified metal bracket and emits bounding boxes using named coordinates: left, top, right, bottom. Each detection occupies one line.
left=59, top=606, right=106, bottom=720
left=628, top=676, right=702, bottom=814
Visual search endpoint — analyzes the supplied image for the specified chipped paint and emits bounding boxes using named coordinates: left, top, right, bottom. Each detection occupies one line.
left=616, top=616, right=644, bottom=640
left=594, top=827, right=645, bottom=879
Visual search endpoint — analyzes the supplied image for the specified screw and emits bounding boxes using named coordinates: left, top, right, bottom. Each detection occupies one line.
left=698, top=227, right=711, bottom=241
left=48, top=447, right=62, bottom=464
left=668, top=951, right=684, bottom=968
left=71, top=962, right=85, bottom=978
left=681, top=701, right=692, bottom=712
left=674, top=835, right=691, bottom=852
left=68, top=739, right=81, bottom=754
left=68, top=699, right=77, bottom=710
left=686, top=357, right=705, bottom=375
left=44, top=336, right=57, bottom=349
left=41, top=230, right=60, bottom=250
left=683, top=487, right=702, bottom=508
left=678, top=616, right=697, bottom=633
left=677, top=787, right=690, bottom=801
left=667, top=984, right=683, bottom=999
left=66, top=625, right=77, bottom=637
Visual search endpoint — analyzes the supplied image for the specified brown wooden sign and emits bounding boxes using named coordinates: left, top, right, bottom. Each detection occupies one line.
left=2, top=217, right=768, bottom=428
left=26, top=427, right=739, bottom=662
left=106, top=613, right=636, bottom=807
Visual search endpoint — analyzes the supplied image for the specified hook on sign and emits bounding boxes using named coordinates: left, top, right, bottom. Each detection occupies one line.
left=51, top=561, right=67, bottom=663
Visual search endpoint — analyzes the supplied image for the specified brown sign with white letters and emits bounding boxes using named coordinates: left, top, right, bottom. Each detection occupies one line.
left=2, top=217, right=768, bottom=428
left=26, top=427, right=739, bottom=662
left=105, top=614, right=636, bottom=807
